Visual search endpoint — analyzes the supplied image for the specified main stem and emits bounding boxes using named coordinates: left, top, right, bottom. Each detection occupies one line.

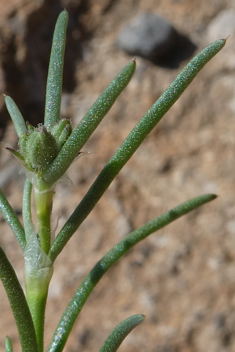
left=25, top=267, right=53, bottom=352
left=24, top=186, right=54, bottom=351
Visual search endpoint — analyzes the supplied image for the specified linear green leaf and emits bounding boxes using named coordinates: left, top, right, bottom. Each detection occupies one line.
left=99, top=314, right=145, bottom=352
left=49, top=39, right=225, bottom=261
left=47, top=194, right=216, bottom=352
left=0, top=247, right=38, bottom=352
left=0, top=188, right=26, bottom=250
left=40, top=58, right=136, bottom=190
left=5, top=96, right=27, bottom=138
left=5, top=336, right=13, bottom=352
left=44, top=10, right=68, bottom=129
left=22, top=179, right=33, bottom=242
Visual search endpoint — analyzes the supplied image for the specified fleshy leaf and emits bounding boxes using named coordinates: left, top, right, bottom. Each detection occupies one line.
left=5, top=96, right=27, bottom=138
left=0, top=187, right=26, bottom=250
left=99, top=314, right=145, bottom=352
left=0, top=247, right=38, bottom=352
left=5, top=336, right=13, bottom=352
left=40, top=58, right=136, bottom=191
left=49, top=39, right=225, bottom=261
left=44, top=10, right=68, bottom=129
left=47, top=194, right=216, bottom=352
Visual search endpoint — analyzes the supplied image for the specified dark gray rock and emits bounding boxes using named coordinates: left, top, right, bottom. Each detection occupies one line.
left=116, top=13, right=177, bottom=60
left=116, top=13, right=196, bottom=68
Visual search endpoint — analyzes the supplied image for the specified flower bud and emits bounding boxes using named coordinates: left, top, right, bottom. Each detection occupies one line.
left=51, top=118, right=72, bottom=149
left=21, top=126, right=58, bottom=172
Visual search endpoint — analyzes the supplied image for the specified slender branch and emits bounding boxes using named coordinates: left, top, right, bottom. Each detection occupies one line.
left=49, top=39, right=225, bottom=262
left=0, top=247, right=38, bottom=352
left=0, top=188, right=26, bottom=251
left=47, top=194, right=216, bottom=352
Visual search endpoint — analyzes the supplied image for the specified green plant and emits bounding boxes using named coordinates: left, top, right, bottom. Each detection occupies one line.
left=0, top=10, right=225, bottom=352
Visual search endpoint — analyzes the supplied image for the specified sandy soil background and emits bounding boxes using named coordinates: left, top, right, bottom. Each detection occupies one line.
left=1, top=1, right=235, bottom=351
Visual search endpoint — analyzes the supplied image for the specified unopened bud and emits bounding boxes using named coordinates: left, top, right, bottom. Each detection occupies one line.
left=22, top=126, right=58, bottom=172
left=51, top=118, right=72, bottom=149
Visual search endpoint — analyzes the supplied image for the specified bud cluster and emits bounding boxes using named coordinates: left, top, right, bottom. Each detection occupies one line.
left=16, top=119, right=72, bottom=174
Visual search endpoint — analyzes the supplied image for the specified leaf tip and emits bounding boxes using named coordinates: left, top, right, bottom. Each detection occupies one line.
left=60, top=8, right=68, bottom=19
left=224, top=34, right=231, bottom=43
left=132, top=57, right=136, bottom=64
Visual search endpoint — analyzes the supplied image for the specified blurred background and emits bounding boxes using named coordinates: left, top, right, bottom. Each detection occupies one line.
left=0, top=0, right=235, bottom=351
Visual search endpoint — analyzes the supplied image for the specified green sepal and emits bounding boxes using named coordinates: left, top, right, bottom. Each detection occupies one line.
left=99, top=314, right=145, bottom=352
left=26, top=121, right=35, bottom=132
left=19, top=132, right=30, bottom=160
left=5, top=147, right=27, bottom=169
